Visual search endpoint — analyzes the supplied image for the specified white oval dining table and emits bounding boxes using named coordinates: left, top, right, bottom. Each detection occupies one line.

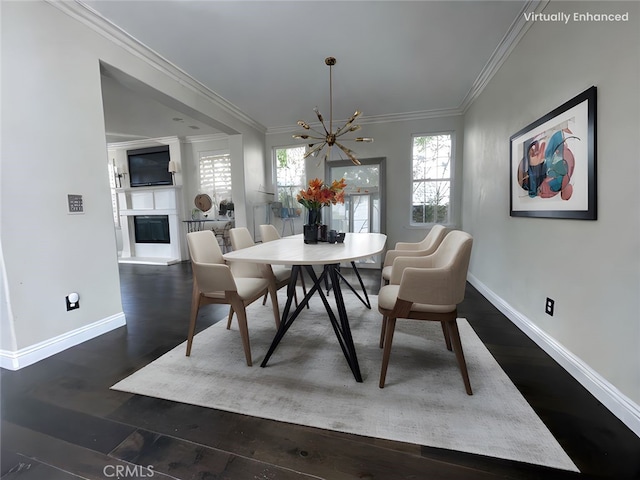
left=223, top=232, right=387, bottom=382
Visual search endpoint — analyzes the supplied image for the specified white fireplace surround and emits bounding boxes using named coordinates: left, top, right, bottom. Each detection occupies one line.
left=118, top=186, right=183, bottom=265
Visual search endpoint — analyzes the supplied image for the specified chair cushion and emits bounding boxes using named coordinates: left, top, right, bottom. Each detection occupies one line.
left=378, top=285, right=456, bottom=314
left=235, top=277, right=269, bottom=300
left=204, top=277, right=267, bottom=301
left=202, top=291, right=226, bottom=300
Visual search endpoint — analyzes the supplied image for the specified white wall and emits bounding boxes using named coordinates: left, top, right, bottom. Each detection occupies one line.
left=0, top=247, right=17, bottom=352
left=0, top=1, right=267, bottom=365
left=240, top=129, right=269, bottom=239
left=462, top=0, right=640, bottom=414
left=2, top=1, right=123, bottom=352
left=267, top=115, right=465, bottom=248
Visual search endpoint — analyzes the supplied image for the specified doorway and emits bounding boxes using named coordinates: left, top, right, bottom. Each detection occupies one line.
left=326, top=158, right=386, bottom=268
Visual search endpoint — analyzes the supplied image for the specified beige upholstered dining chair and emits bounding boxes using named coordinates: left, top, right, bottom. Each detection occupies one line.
left=186, top=230, right=280, bottom=366
left=258, top=223, right=282, bottom=243
left=380, top=224, right=448, bottom=287
left=377, top=230, right=474, bottom=394
left=229, top=227, right=298, bottom=317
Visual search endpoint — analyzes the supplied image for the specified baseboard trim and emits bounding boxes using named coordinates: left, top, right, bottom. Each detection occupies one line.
left=118, top=257, right=181, bottom=266
left=0, top=313, right=126, bottom=371
left=468, top=273, right=640, bottom=438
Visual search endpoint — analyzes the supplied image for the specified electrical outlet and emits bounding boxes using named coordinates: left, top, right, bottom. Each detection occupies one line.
left=545, top=297, right=555, bottom=316
left=66, top=294, right=80, bottom=311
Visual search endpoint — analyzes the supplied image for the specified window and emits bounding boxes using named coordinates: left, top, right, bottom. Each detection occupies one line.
left=411, top=133, right=452, bottom=224
left=275, top=146, right=306, bottom=208
left=199, top=152, right=232, bottom=205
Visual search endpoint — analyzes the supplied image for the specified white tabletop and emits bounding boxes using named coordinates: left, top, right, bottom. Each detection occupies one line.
left=223, top=232, right=387, bottom=266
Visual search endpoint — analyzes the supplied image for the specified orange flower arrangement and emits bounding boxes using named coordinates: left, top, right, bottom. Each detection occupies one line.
left=297, top=177, right=346, bottom=210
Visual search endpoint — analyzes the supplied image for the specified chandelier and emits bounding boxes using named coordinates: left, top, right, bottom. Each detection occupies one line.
left=293, top=57, right=373, bottom=165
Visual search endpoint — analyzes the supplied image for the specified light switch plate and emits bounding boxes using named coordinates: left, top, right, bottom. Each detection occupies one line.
left=67, top=194, right=84, bottom=214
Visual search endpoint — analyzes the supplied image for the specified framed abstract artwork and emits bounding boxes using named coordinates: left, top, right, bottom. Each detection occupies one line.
left=510, top=86, right=597, bottom=220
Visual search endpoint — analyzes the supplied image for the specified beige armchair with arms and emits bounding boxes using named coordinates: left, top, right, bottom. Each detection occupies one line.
left=380, top=224, right=448, bottom=287
left=258, top=223, right=283, bottom=243
left=377, top=230, right=473, bottom=394
left=186, top=230, right=280, bottom=366
left=229, top=227, right=300, bottom=318
left=259, top=224, right=307, bottom=306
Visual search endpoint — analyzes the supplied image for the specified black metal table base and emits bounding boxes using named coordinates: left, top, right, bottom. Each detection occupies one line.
left=260, top=264, right=363, bottom=382
left=325, top=261, right=371, bottom=309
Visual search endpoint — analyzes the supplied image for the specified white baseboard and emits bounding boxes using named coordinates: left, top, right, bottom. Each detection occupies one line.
left=0, top=313, right=126, bottom=370
left=467, top=273, right=640, bottom=438
left=118, top=257, right=181, bottom=266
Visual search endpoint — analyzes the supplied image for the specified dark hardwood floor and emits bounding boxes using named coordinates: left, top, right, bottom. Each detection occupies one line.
left=2, top=262, right=639, bottom=479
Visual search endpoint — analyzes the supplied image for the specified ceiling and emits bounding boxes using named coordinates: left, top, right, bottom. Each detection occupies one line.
left=100, top=72, right=225, bottom=143
left=84, top=1, right=531, bottom=143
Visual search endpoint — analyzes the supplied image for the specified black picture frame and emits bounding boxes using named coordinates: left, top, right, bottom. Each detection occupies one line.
left=509, top=86, right=597, bottom=220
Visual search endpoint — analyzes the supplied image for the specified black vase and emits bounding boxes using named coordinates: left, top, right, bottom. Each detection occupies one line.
left=304, top=208, right=321, bottom=244
left=303, top=224, right=318, bottom=244
left=307, top=208, right=321, bottom=226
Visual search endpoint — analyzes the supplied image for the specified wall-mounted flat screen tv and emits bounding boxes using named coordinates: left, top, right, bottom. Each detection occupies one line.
left=127, top=146, right=173, bottom=187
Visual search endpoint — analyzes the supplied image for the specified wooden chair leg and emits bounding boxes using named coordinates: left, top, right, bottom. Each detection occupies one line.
left=186, top=285, right=201, bottom=356
left=263, top=286, right=292, bottom=309
left=379, top=316, right=388, bottom=348
left=229, top=297, right=252, bottom=366
left=446, top=319, right=472, bottom=395
left=226, top=307, right=234, bottom=329
left=441, top=321, right=452, bottom=351
left=379, top=317, right=397, bottom=388
left=267, top=285, right=281, bottom=329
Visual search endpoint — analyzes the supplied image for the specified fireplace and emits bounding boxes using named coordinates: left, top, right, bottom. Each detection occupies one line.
left=133, top=215, right=170, bottom=244
left=117, top=186, right=183, bottom=265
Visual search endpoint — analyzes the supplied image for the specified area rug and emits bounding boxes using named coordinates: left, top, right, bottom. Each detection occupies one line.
left=112, top=293, right=578, bottom=472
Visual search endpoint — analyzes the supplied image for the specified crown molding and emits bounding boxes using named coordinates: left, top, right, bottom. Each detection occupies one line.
left=48, top=0, right=266, bottom=134
left=268, top=0, right=545, bottom=135
left=107, top=133, right=229, bottom=149
left=184, top=133, right=229, bottom=144
left=459, top=0, right=548, bottom=113
left=266, top=108, right=464, bottom=136
left=362, top=108, right=465, bottom=125
left=50, top=0, right=544, bottom=137
left=106, top=135, right=181, bottom=149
